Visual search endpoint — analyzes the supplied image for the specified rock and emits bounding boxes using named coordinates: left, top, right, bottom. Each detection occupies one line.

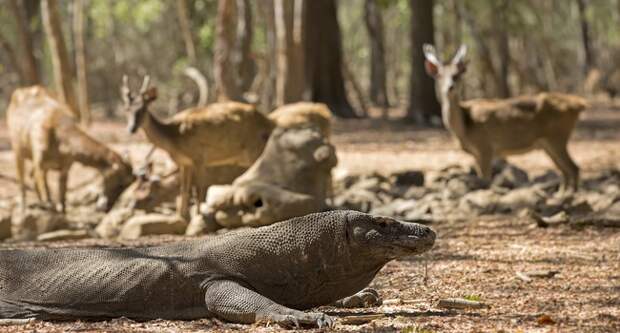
left=391, top=170, right=425, bottom=187
left=370, top=199, right=418, bottom=217
left=492, top=163, right=529, bottom=189
left=11, top=208, right=69, bottom=241
left=37, top=229, right=91, bottom=242
left=186, top=212, right=222, bottom=236
left=499, top=187, right=545, bottom=211
left=0, top=211, right=11, bottom=240
left=459, top=189, right=500, bottom=215
left=95, top=207, right=138, bottom=239
left=119, top=214, right=187, bottom=240
left=333, top=188, right=381, bottom=212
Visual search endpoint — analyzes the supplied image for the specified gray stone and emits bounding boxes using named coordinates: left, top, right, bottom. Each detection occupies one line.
left=37, top=229, right=91, bottom=242
left=11, top=208, right=69, bottom=241
left=119, top=214, right=187, bottom=240
left=95, top=207, right=138, bottom=239
left=391, top=170, right=425, bottom=187
left=459, top=189, right=500, bottom=215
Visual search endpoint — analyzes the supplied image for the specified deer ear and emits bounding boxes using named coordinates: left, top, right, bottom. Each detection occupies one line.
left=143, top=87, right=158, bottom=102
left=425, top=60, right=439, bottom=77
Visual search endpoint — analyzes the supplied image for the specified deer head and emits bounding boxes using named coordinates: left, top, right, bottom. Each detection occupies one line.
left=423, top=44, right=468, bottom=98
left=97, top=159, right=135, bottom=212
left=121, top=75, right=158, bottom=134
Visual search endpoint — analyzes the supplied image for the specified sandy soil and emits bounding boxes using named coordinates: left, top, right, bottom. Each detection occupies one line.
left=0, top=105, right=619, bottom=332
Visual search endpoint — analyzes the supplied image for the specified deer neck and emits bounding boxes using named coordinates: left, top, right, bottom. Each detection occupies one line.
left=441, top=87, right=467, bottom=139
left=141, top=111, right=183, bottom=159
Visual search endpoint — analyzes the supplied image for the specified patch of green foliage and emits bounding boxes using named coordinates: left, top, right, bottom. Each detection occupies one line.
left=463, top=294, right=482, bottom=302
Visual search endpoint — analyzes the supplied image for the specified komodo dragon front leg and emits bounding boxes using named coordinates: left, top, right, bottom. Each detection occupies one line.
left=204, top=280, right=334, bottom=328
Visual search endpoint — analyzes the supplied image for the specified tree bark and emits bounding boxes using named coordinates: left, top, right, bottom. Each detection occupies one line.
left=176, top=0, right=197, bottom=64
left=408, top=0, right=440, bottom=123
left=274, top=0, right=305, bottom=106
left=494, top=0, right=511, bottom=98
left=9, top=0, right=39, bottom=85
left=576, top=0, right=595, bottom=74
left=73, top=0, right=91, bottom=126
left=42, top=0, right=79, bottom=119
left=364, top=0, right=390, bottom=111
left=304, top=0, right=356, bottom=118
left=234, top=0, right=255, bottom=93
left=214, top=0, right=242, bottom=101
left=258, top=0, right=277, bottom=111
left=0, top=32, right=20, bottom=77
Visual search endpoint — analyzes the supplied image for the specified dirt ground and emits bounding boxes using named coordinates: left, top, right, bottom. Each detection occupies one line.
left=0, top=104, right=619, bottom=332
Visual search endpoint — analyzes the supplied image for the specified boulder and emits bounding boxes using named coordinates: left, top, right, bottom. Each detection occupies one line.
left=498, top=187, right=545, bottom=211
left=492, top=163, right=529, bottom=189
left=95, top=207, right=139, bottom=239
left=37, top=229, right=91, bottom=242
left=459, top=189, right=501, bottom=215
left=11, top=207, right=69, bottom=241
left=204, top=127, right=337, bottom=228
left=391, top=170, right=425, bottom=187
left=119, top=214, right=187, bottom=240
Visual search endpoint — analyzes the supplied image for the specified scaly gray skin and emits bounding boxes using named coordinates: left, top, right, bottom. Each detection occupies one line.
left=0, top=210, right=435, bottom=328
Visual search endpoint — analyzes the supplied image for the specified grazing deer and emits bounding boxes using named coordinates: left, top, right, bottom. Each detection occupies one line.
left=423, top=44, right=586, bottom=193
left=7, top=86, right=135, bottom=212
left=121, top=76, right=273, bottom=220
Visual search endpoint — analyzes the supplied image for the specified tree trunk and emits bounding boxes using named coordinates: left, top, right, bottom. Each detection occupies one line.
left=576, top=0, right=595, bottom=74
left=408, top=0, right=440, bottom=123
left=234, top=0, right=255, bottom=93
left=176, top=0, right=197, bottom=64
left=274, top=0, right=305, bottom=106
left=494, top=0, right=511, bottom=98
left=73, top=0, right=90, bottom=126
left=214, top=0, right=242, bottom=101
left=258, top=0, right=277, bottom=111
left=364, top=0, right=390, bottom=111
left=0, top=32, right=20, bottom=78
left=9, top=0, right=40, bottom=85
left=42, top=0, right=79, bottom=119
left=304, top=0, right=356, bottom=118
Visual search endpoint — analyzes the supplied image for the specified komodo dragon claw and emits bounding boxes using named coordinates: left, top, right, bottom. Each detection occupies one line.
left=333, top=288, right=383, bottom=308
left=268, top=312, right=333, bottom=328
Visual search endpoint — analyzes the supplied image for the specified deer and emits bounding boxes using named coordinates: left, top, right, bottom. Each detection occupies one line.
left=6, top=86, right=135, bottom=213
left=423, top=44, right=586, bottom=194
left=121, top=76, right=274, bottom=220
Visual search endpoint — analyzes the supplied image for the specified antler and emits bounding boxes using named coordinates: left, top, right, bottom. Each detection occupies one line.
left=121, top=75, right=131, bottom=103
left=139, top=75, right=151, bottom=95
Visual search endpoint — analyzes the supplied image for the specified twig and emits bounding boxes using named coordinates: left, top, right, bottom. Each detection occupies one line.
left=0, top=318, right=35, bottom=326
left=437, top=298, right=490, bottom=310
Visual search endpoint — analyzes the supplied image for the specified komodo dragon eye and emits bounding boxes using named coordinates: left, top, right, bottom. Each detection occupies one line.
left=253, top=198, right=263, bottom=208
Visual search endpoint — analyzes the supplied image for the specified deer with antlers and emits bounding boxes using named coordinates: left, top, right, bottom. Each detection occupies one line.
left=121, top=76, right=273, bottom=220
left=423, top=44, right=586, bottom=193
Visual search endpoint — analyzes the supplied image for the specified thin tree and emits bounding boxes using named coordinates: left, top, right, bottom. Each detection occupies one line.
left=234, top=0, right=255, bottom=93
left=408, top=0, right=440, bottom=124
left=364, top=0, right=390, bottom=112
left=42, top=0, right=79, bottom=119
left=214, top=0, right=242, bottom=101
left=304, top=0, right=356, bottom=118
left=274, top=0, right=305, bottom=106
left=576, top=0, right=595, bottom=74
left=176, top=0, right=197, bottom=64
left=9, top=0, right=39, bottom=85
left=73, top=0, right=91, bottom=126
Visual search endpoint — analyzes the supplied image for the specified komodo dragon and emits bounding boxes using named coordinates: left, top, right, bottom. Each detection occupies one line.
left=0, top=210, right=435, bottom=328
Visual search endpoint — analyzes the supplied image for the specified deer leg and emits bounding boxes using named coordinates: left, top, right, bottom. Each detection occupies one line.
left=42, top=169, right=52, bottom=205
left=474, top=150, right=493, bottom=184
left=177, top=166, right=192, bottom=221
left=58, top=168, right=69, bottom=214
left=33, top=165, right=49, bottom=205
left=14, top=152, right=26, bottom=211
left=541, top=140, right=579, bottom=193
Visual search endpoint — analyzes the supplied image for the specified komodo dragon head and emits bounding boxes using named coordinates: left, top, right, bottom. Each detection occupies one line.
left=344, top=212, right=436, bottom=259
